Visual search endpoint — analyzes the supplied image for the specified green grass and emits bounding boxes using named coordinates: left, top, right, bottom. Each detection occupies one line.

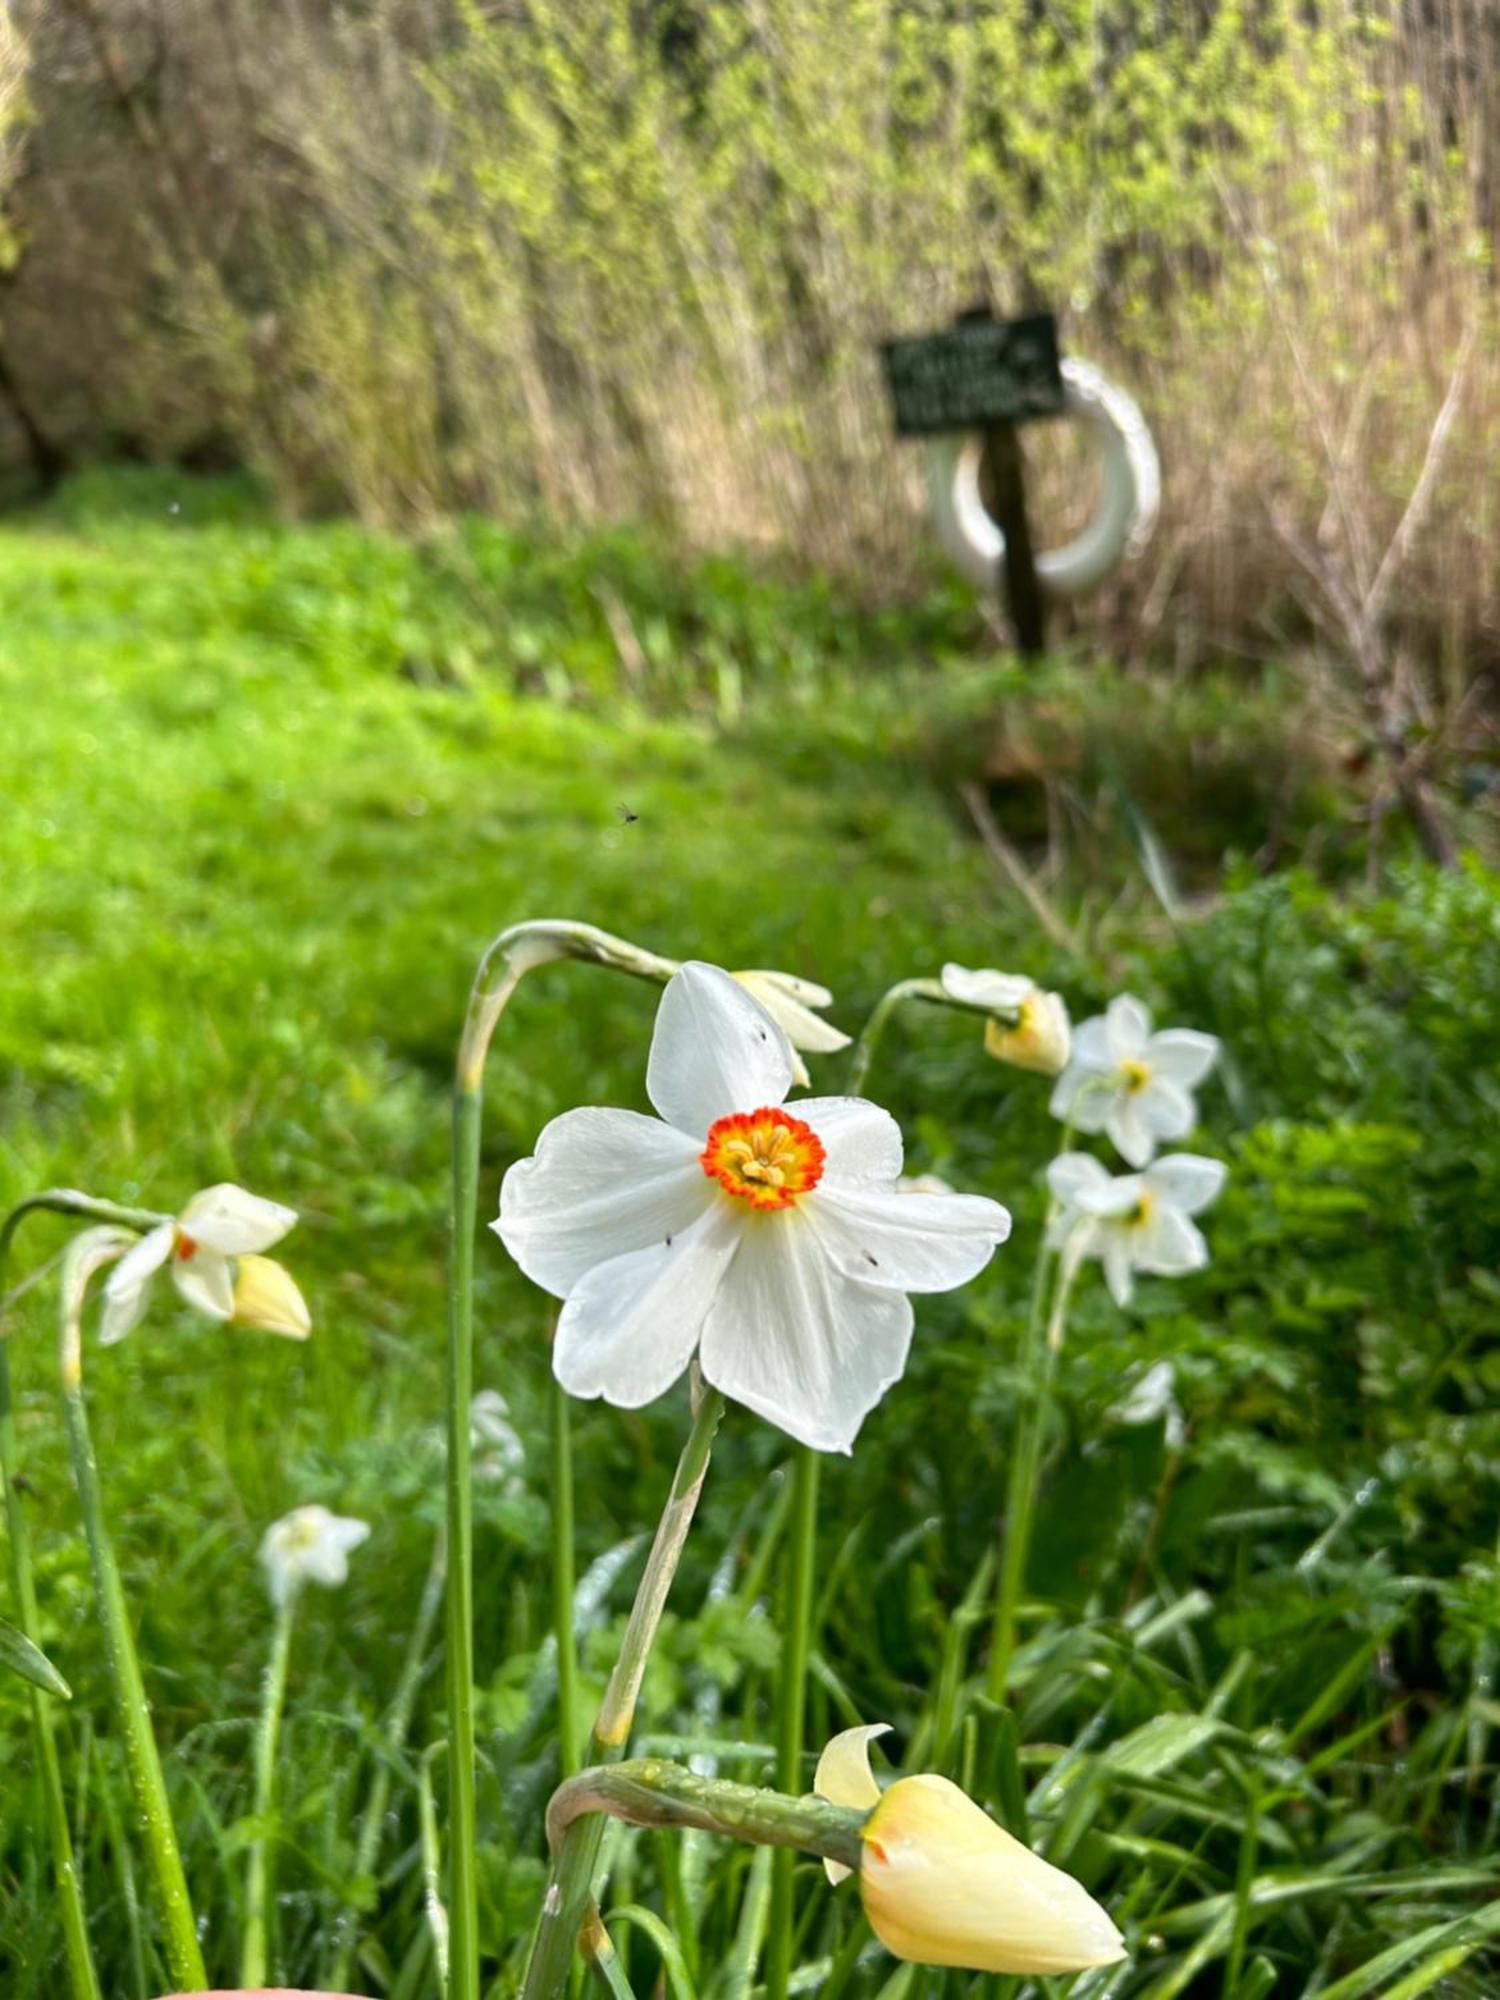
left=0, top=469, right=1497, bottom=1998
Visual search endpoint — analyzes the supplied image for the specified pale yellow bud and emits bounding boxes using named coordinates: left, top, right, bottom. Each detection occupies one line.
left=731, top=969, right=850, bottom=1089
left=858, top=1773, right=1124, bottom=1976
left=231, top=1254, right=311, bottom=1339
left=984, top=989, right=1072, bottom=1076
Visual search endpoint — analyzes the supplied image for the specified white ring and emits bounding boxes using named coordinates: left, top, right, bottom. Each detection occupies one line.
left=924, top=358, right=1159, bottom=599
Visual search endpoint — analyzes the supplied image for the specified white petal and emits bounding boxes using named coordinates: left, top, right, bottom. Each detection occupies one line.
left=1046, top=1153, right=1112, bottom=1210
left=1101, top=1230, right=1136, bottom=1307
left=553, top=1202, right=741, bottom=1408
left=1147, top=1029, right=1220, bottom=1087
left=172, top=1247, right=235, bottom=1320
left=815, top=1722, right=890, bottom=1883
left=1137, top=1206, right=1209, bottom=1277
left=1070, top=1016, right=1114, bottom=1070
left=1105, top=1098, right=1155, bottom=1169
left=1137, top=1076, right=1196, bottom=1143
left=699, top=1219, right=913, bottom=1454
left=1104, top=995, right=1151, bottom=1062
left=303, top=1515, right=371, bottom=1587
left=1050, top=1063, right=1111, bottom=1133
left=647, top=962, right=795, bottom=1138
left=1145, top=1153, right=1226, bottom=1215
left=795, top=1097, right=904, bottom=1187
left=178, top=1184, right=297, bottom=1255
left=99, top=1223, right=173, bottom=1344
left=940, top=964, right=1033, bottom=1012
left=809, top=1185, right=1010, bottom=1294
left=494, top=1107, right=710, bottom=1297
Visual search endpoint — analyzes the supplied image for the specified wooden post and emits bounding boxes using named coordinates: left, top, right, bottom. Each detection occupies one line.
left=981, top=420, right=1046, bottom=660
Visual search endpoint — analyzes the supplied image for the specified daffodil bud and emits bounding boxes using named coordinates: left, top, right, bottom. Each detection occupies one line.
left=731, top=969, right=850, bottom=1088
left=815, top=1727, right=1123, bottom=1977
left=231, top=1254, right=311, bottom=1339
left=984, top=988, right=1072, bottom=1076
left=858, top=1773, right=1124, bottom=1975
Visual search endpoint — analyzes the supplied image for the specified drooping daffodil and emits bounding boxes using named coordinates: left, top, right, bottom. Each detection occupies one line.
left=815, top=1725, right=1125, bottom=1975
left=259, top=1505, right=370, bottom=1609
left=100, top=1184, right=306, bottom=1345
left=494, top=962, right=1012, bottom=1454
left=730, top=969, right=850, bottom=1087
left=939, top=963, right=1072, bottom=1077
left=1049, top=995, right=1219, bottom=1166
left=1047, top=1151, right=1226, bottom=1307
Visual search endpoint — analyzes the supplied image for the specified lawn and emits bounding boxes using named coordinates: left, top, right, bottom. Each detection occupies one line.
left=1, top=471, right=1497, bottom=1997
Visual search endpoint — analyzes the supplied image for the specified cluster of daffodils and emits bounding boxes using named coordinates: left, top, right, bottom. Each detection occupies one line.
left=1046, top=995, right=1226, bottom=1306
left=101, top=1184, right=310, bottom=1344
left=496, top=962, right=1012, bottom=1453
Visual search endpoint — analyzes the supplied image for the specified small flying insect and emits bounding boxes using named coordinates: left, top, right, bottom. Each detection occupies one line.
left=615, top=803, right=640, bottom=825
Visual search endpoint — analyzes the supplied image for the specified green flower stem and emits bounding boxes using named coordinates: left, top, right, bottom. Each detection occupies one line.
left=551, top=1367, right=581, bottom=1779
left=241, top=1591, right=297, bottom=1988
left=447, top=921, right=677, bottom=2000
left=61, top=1376, right=205, bottom=1990
left=522, top=1384, right=725, bottom=2000
left=546, top=1757, right=866, bottom=1875
left=325, top=1526, right=447, bottom=1993
left=768, top=1445, right=820, bottom=2000
left=1, top=1193, right=165, bottom=2000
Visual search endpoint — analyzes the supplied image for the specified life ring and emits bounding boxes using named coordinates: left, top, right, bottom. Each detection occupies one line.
left=924, top=359, right=1159, bottom=599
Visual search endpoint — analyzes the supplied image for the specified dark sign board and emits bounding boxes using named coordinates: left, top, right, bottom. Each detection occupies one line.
left=880, top=312, right=1065, bottom=435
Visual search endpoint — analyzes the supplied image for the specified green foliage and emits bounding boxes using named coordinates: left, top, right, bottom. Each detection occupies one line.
left=0, top=478, right=1496, bottom=1995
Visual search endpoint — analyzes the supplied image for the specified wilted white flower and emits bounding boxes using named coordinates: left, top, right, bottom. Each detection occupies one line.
left=941, top=964, right=1072, bottom=1076
left=1049, top=996, right=1218, bottom=1167
left=1047, top=1152, right=1226, bottom=1307
left=730, top=970, right=850, bottom=1088
left=101, top=1185, right=300, bottom=1345
left=494, top=962, right=1011, bottom=1454
left=815, top=1725, right=1125, bottom=1974
left=259, top=1505, right=370, bottom=1609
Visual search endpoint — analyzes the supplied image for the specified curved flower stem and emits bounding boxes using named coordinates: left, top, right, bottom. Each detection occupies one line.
left=241, top=1591, right=297, bottom=1988
left=0, top=1193, right=165, bottom=2000
left=768, top=1445, right=820, bottom=2000
left=844, top=979, right=945, bottom=1096
left=844, top=978, right=1027, bottom=1098
left=522, top=1383, right=725, bottom=2000
left=545, top=1757, right=866, bottom=1874
left=325, top=1525, right=447, bottom=1993
left=446, top=921, right=677, bottom=2000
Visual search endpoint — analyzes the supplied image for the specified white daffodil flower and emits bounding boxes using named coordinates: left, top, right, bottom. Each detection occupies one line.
left=1046, top=1152, right=1226, bottom=1307
left=941, top=964, right=1072, bottom=1076
left=730, top=970, right=850, bottom=1088
left=259, top=1504, right=371, bottom=1609
left=100, top=1184, right=299, bottom=1345
left=815, top=1725, right=1125, bottom=1974
left=494, top=962, right=1012, bottom=1454
left=1049, top=995, right=1218, bottom=1167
